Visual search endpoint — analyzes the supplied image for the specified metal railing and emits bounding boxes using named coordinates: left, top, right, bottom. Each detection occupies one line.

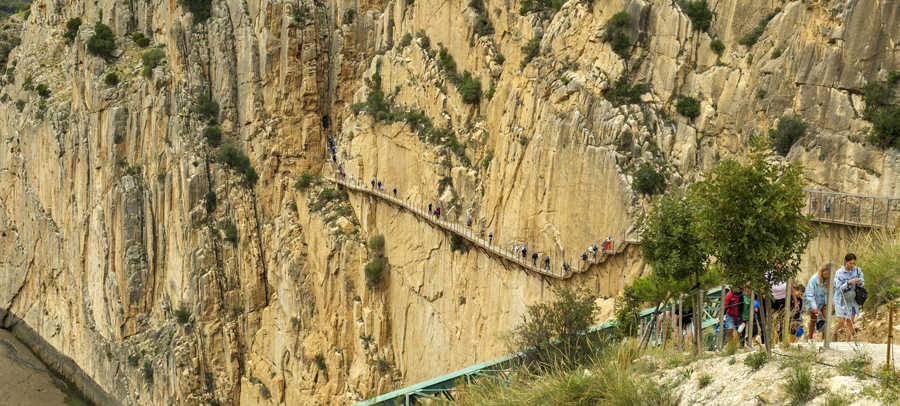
left=804, top=187, right=900, bottom=228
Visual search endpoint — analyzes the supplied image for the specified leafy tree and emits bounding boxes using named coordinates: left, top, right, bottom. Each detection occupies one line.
left=613, top=285, right=642, bottom=337
left=684, top=0, right=713, bottom=32
left=343, top=9, right=355, bottom=25
left=86, top=22, right=116, bottom=57
left=769, top=116, right=807, bottom=156
left=514, top=284, right=600, bottom=368
left=204, top=126, right=222, bottom=147
left=398, top=33, right=412, bottom=48
left=709, top=39, right=725, bottom=56
left=689, top=136, right=817, bottom=354
left=179, top=0, right=213, bottom=23
left=861, top=70, right=900, bottom=148
left=638, top=195, right=711, bottom=353
left=604, top=11, right=631, bottom=59
left=632, top=162, right=666, bottom=195
left=35, top=83, right=50, bottom=98
left=224, top=223, right=238, bottom=243
left=675, top=95, right=701, bottom=118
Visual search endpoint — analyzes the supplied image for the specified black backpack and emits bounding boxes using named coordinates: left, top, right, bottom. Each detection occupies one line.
left=855, top=286, right=868, bottom=306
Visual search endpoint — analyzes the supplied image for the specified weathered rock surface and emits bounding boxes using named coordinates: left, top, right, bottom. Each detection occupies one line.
left=0, top=0, right=899, bottom=405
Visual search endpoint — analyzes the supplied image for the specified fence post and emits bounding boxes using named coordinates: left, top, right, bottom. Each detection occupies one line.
left=782, top=278, right=793, bottom=348
left=824, top=262, right=835, bottom=349
left=717, top=284, right=725, bottom=352
left=748, top=291, right=755, bottom=349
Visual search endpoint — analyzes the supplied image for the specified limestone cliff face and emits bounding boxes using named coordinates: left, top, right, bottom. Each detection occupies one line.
left=0, top=0, right=899, bottom=405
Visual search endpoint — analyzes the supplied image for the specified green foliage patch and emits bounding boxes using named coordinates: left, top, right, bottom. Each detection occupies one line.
left=632, top=163, right=665, bottom=195
left=520, top=36, right=541, bottom=69
left=179, top=0, right=213, bottom=23
left=675, top=95, right=701, bottom=118
left=605, top=11, right=631, bottom=60
left=769, top=116, right=806, bottom=156
left=684, top=0, right=713, bottom=32
left=62, top=17, right=81, bottom=43
left=141, top=48, right=165, bottom=78
left=518, top=0, right=565, bottom=16
left=738, top=8, right=781, bottom=47
left=86, top=22, right=116, bottom=57
left=204, top=126, right=222, bottom=147
left=861, top=70, right=900, bottom=148
left=709, top=39, right=725, bottom=56
left=604, top=76, right=649, bottom=106
left=104, top=72, right=119, bottom=86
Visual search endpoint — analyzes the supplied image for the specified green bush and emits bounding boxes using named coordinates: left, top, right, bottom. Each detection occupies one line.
left=604, top=11, right=631, bottom=60
left=485, top=83, right=496, bottom=101
left=131, top=32, right=145, bottom=42
left=104, top=72, right=119, bottom=86
left=520, top=36, right=541, bottom=69
left=174, top=306, right=191, bottom=324
left=459, top=71, right=481, bottom=105
left=605, top=77, right=649, bottom=106
left=675, top=95, right=701, bottom=118
left=369, top=234, right=385, bottom=251
left=783, top=362, right=817, bottom=405
left=744, top=351, right=768, bottom=370
left=684, top=0, right=713, bottom=32
left=35, top=83, right=49, bottom=98
left=438, top=46, right=458, bottom=79
left=698, top=373, right=712, bottom=388
left=343, top=9, right=355, bottom=25
left=771, top=48, right=782, bottom=59
left=215, top=142, right=251, bottom=170
left=86, top=22, right=116, bottom=57
left=243, top=167, right=258, bottom=186
left=365, top=257, right=384, bottom=286
left=313, top=353, right=326, bottom=370
left=293, top=173, right=315, bottom=190
left=709, top=39, right=725, bottom=56
left=293, top=6, right=310, bottom=22
left=738, top=8, right=781, bottom=47
left=632, top=163, right=665, bottom=195
left=142, top=362, right=153, bottom=384
left=127, top=353, right=141, bottom=367
left=398, top=32, right=412, bottom=48
left=416, top=30, right=430, bottom=49
left=822, top=393, right=851, bottom=406
left=518, top=0, right=565, bottom=16
left=224, top=224, right=238, bottom=243
left=62, top=17, right=81, bottom=43
left=136, top=37, right=150, bottom=47
left=474, top=13, right=494, bottom=37
left=204, top=191, right=216, bottom=211
left=515, top=285, right=600, bottom=367
left=862, top=70, right=900, bottom=148
left=204, top=126, right=222, bottom=147
left=482, top=149, right=494, bottom=170
left=141, top=48, right=165, bottom=78
left=179, top=0, right=213, bottom=23
left=309, top=187, right=343, bottom=211
left=259, top=385, right=271, bottom=400
left=769, top=116, right=806, bottom=156
left=195, top=93, right=218, bottom=119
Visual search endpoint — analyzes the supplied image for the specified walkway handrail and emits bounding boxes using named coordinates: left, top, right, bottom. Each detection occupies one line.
left=803, top=188, right=899, bottom=229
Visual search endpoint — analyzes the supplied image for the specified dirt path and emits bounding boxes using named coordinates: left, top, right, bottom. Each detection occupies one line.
left=0, top=329, right=69, bottom=406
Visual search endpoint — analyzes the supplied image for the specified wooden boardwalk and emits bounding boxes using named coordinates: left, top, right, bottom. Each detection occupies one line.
left=325, top=175, right=638, bottom=279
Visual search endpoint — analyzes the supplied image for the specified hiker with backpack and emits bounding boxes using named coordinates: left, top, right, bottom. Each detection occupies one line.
left=488, top=232, right=493, bottom=245
left=833, top=253, right=865, bottom=342
left=532, top=251, right=538, bottom=266
left=522, top=245, right=527, bottom=262
left=724, top=286, right=745, bottom=343
left=804, top=265, right=830, bottom=342
left=544, top=255, right=550, bottom=271
left=825, top=197, right=832, bottom=219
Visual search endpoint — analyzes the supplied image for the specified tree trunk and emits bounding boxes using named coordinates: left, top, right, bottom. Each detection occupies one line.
left=692, top=272, right=703, bottom=355
left=762, top=295, right=773, bottom=354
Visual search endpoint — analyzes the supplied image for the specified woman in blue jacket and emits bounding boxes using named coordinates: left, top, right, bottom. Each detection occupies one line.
left=833, top=253, right=865, bottom=342
left=804, top=265, right=830, bottom=342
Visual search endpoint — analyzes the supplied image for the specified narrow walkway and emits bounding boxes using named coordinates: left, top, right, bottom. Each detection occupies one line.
left=325, top=175, right=638, bottom=279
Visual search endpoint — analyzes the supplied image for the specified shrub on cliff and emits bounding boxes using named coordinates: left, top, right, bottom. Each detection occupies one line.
left=738, top=8, right=781, bottom=47
left=769, top=116, right=806, bottom=156
left=684, top=0, right=713, bottom=32
left=604, top=11, right=631, bottom=60
left=86, top=21, right=116, bottom=57
left=369, top=234, right=385, bottom=252
left=459, top=71, right=482, bottom=105
left=518, top=0, right=565, bottom=16
left=293, top=173, right=316, bottom=190
left=675, top=95, right=701, bottom=118
left=709, top=39, right=725, bottom=56
left=104, top=72, right=119, bottom=86
left=862, top=70, right=900, bottom=148
left=203, top=126, right=222, bottom=147
left=365, top=257, right=384, bottom=286
left=179, top=0, right=213, bottom=23
left=62, top=17, right=81, bottom=44
left=174, top=306, right=192, bottom=323
left=605, top=76, right=649, bottom=106
left=632, top=162, right=666, bottom=195
left=520, top=36, right=541, bottom=69
left=224, top=224, right=238, bottom=244
left=141, top=48, right=165, bottom=78
left=194, top=93, right=218, bottom=119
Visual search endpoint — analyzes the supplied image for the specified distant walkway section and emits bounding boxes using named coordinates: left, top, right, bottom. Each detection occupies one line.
left=804, top=187, right=900, bottom=228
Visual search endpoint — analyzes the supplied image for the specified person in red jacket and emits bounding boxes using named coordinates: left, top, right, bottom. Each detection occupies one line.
left=724, top=286, right=745, bottom=342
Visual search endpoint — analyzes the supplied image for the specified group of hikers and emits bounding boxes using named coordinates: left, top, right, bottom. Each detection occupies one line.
left=663, top=253, right=866, bottom=348
left=810, top=196, right=861, bottom=222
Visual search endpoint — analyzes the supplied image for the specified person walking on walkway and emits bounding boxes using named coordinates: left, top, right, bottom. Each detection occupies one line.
left=393, top=187, right=397, bottom=198
left=811, top=197, right=818, bottom=215
left=825, top=198, right=832, bottom=219
left=592, top=244, right=598, bottom=259
left=851, top=206, right=858, bottom=222
left=833, top=253, right=865, bottom=342
left=435, top=205, right=441, bottom=219
left=488, top=232, right=493, bottom=245
left=350, top=174, right=354, bottom=182
left=804, top=265, right=830, bottom=343
left=467, top=218, right=472, bottom=229
left=514, top=243, right=519, bottom=256
left=582, top=251, right=588, bottom=262
left=521, top=245, right=527, bottom=262
left=429, top=202, right=432, bottom=214
left=563, top=262, right=570, bottom=272
left=588, top=244, right=594, bottom=260
left=544, top=255, right=550, bottom=271
left=532, top=251, right=538, bottom=266
left=371, top=178, right=376, bottom=188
